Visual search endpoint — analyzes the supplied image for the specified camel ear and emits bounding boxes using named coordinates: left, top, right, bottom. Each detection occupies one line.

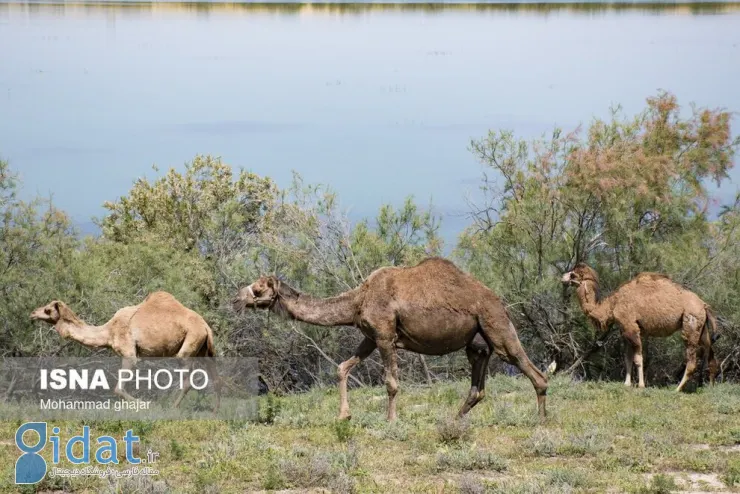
left=53, top=301, right=71, bottom=319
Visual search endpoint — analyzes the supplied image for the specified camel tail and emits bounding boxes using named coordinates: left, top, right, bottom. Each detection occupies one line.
left=704, top=307, right=720, bottom=345
left=199, top=329, right=216, bottom=357
left=206, top=330, right=216, bottom=357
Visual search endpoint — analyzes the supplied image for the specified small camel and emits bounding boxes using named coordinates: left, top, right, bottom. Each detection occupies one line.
left=561, top=263, right=719, bottom=391
left=30, top=291, right=221, bottom=411
left=232, top=257, right=548, bottom=422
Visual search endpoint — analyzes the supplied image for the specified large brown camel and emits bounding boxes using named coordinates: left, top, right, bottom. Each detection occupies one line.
left=561, top=263, right=718, bottom=391
left=232, top=257, right=548, bottom=422
left=30, top=291, right=221, bottom=411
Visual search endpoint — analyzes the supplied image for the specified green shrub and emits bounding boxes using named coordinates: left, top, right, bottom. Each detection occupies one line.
left=436, top=416, right=471, bottom=444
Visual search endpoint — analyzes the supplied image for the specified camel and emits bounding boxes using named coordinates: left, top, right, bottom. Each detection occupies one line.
left=232, top=257, right=548, bottom=422
left=30, top=291, right=221, bottom=411
left=561, top=263, right=719, bottom=391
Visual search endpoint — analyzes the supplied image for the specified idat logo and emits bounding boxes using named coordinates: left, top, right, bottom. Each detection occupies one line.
left=15, top=422, right=47, bottom=484
left=14, top=422, right=142, bottom=484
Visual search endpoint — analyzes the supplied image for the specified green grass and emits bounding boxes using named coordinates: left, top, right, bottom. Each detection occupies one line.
left=2, top=375, right=740, bottom=492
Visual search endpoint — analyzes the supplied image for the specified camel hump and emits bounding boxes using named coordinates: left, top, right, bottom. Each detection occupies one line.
left=631, top=271, right=674, bottom=287
left=145, top=290, right=174, bottom=299
left=407, top=257, right=465, bottom=277
left=143, top=291, right=178, bottom=303
left=416, top=257, right=459, bottom=269
left=139, top=291, right=188, bottom=312
left=366, top=258, right=461, bottom=283
left=417, top=256, right=451, bottom=264
left=636, top=272, right=670, bottom=281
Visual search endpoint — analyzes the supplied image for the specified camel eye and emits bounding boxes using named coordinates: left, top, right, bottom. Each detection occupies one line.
left=570, top=273, right=576, bottom=279
left=44, top=308, right=51, bottom=315
left=253, top=287, right=262, bottom=296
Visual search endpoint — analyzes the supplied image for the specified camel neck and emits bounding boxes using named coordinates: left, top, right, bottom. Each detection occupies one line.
left=576, top=281, right=612, bottom=328
left=57, top=319, right=111, bottom=349
left=274, top=288, right=358, bottom=327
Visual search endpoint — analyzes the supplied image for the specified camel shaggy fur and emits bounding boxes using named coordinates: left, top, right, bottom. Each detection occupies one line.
left=30, top=291, right=221, bottom=411
left=561, top=263, right=718, bottom=391
left=233, top=257, right=548, bottom=421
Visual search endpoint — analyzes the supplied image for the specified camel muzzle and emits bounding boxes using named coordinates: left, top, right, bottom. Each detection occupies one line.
left=561, top=272, right=581, bottom=286
left=30, top=311, right=46, bottom=322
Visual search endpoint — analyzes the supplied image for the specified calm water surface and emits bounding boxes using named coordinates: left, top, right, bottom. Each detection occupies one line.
left=1, top=2, right=739, bottom=240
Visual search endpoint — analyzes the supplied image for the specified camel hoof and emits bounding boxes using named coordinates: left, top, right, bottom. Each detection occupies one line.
left=338, top=413, right=352, bottom=421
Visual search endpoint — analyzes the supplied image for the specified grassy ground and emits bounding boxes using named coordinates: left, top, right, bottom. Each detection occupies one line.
left=2, top=374, right=740, bottom=493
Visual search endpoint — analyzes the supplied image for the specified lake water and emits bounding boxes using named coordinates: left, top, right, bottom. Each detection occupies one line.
left=1, top=1, right=739, bottom=243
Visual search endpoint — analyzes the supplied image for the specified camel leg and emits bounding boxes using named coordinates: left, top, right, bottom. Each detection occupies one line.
left=622, top=327, right=644, bottom=388
left=677, top=313, right=702, bottom=392
left=174, top=356, right=222, bottom=413
left=677, top=346, right=699, bottom=392
left=458, top=340, right=491, bottom=418
left=206, top=357, right=222, bottom=414
left=700, top=319, right=719, bottom=387
left=636, top=349, right=645, bottom=389
left=115, top=356, right=138, bottom=402
left=172, top=358, right=221, bottom=413
left=623, top=340, right=635, bottom=387
left=337, top=337, right=377, bottom=420
left=707, top=346, right=718, bottom=386
left=479, top=319, right=548, bottom=421
left=171, top=362, right=192, bottom=409
left=172, top=334, right=209, bottom=408
left=697, top=345, right=708, bottom=387
left=376, top=337, right=400, bottom=422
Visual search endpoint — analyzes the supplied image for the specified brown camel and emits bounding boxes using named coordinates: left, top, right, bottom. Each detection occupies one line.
left=232, top=257, right=548, bottom=422
left=30, top=291, right=221, bottom=411
left=561, top=263, right=718, bottom=391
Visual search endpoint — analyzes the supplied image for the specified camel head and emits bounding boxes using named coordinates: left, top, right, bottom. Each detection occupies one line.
left=232, top=275, right=281, bottom=313
left=561, top=263, right=599, bottom=288
left=30, top=301, right=75, bottom=337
